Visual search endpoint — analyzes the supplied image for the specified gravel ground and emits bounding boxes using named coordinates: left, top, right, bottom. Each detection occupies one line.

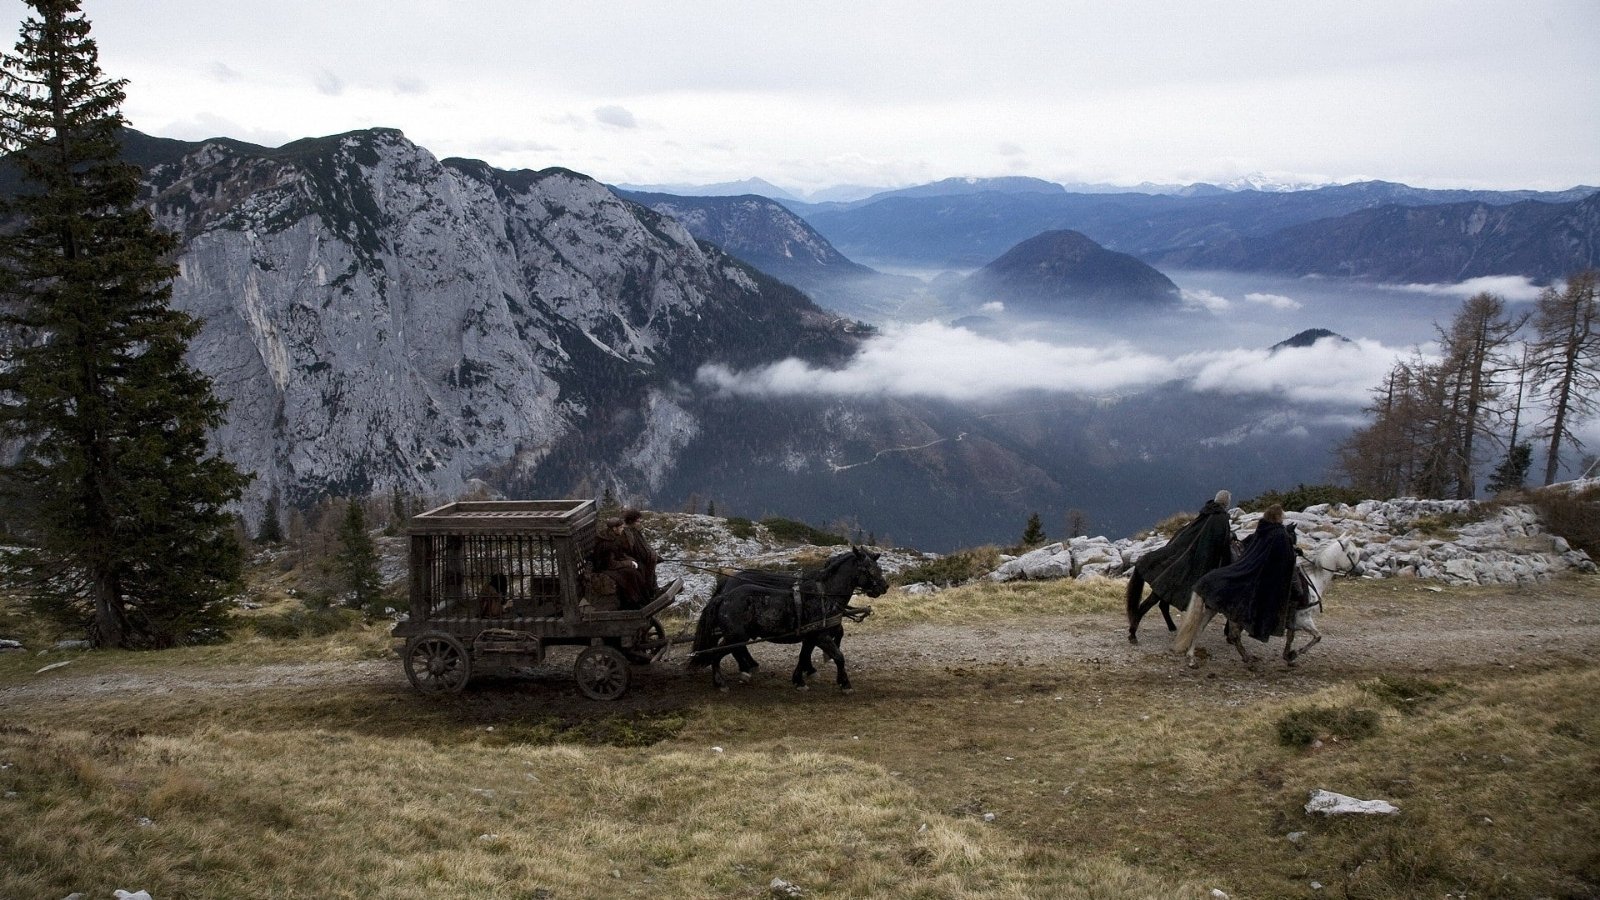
left=5, top=578, right=1597, bottom=714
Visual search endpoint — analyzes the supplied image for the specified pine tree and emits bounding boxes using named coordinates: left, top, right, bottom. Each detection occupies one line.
left=1021, top=512, right=1045, bottom=546
left=336, top=500, right=383, bottom=613
left=1484, top=443, right=1533, bottom=495
left=257, top=493, right=284, bottom=544
left=0, top=1, right=249, bottom=647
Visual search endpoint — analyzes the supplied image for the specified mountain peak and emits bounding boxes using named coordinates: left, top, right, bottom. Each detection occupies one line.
left=1272, top=328, right=1351, bottom=351
left=966, top=229, right=1181, bottom=310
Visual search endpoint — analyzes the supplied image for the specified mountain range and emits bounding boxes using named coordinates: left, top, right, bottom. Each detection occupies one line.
left=8, top=128, right=1593, bottom=549
left=784, top=179, right=1600, bottom=280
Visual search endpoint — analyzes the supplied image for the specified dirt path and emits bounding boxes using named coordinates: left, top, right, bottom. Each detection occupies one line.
left=5, top=582, right=1598, bottom=711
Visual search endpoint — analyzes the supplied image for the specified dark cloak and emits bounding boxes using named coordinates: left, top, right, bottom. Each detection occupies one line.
left=1193, top=519, right=1297, bottom=642
left=622, top=523, right=661, bottom=595
left=591, top=531, right=647, bottom=609
left=1132, top=500, right=1234, bottom=611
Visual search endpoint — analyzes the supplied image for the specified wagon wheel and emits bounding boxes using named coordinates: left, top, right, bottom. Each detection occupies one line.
left=627, top=617, right=669, bottom=664
left=403, top=632, right=471, bottom=694
left=575, top=645, right=631, bottom=700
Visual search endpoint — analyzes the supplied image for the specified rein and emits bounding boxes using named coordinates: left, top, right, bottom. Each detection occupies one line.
left=1294, top=540, right=1358, bottom=612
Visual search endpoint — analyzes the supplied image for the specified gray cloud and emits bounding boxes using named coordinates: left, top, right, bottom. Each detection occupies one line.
left=593, top=105, right=638, bottom=129
left=313, top=69, right=344, bottom=96
left=207, top=61, right=241, bottom=82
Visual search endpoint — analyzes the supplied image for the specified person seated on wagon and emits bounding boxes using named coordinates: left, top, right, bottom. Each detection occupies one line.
left=591, top=517, right=648, bottom=610
left=621, top=507, right=662, bottom=596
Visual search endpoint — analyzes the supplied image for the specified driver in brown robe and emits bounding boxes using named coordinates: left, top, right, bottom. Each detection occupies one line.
left=592, top=517, right=649, bottom=609
left=621, top=508, right=661, bottom=598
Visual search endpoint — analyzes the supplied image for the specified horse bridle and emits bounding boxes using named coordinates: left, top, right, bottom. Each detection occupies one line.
left=1296, top=539, right=1359, bottom=610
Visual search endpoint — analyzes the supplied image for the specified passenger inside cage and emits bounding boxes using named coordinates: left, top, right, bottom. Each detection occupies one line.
left=477, top=571, right=510, bottom=617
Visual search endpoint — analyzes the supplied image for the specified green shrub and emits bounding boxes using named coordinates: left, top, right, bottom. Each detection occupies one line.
left=1240, top=483, right=1367, bottom=513
left=251, top=603, right=360, bottom=639
left=759, top=516, right=847, bottom=546
left=1275, top=704, right=1381, bottom=747
left=1362, top=674, right=1455, bottom=715
left=725, top=517, right=755, bottom=540
left=1408, top=509, right=1486, bottom=537
left=892, top=547, right=1002, bottom=587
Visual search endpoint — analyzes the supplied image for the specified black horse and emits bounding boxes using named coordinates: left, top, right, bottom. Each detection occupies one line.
left=1124, top=491, right=1239, bottom=644
left=1125, top=535, right=1242, bottom=643
left=689, top=546, right=888, bottom=693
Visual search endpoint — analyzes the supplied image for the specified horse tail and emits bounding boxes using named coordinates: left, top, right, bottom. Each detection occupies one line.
left=1125, top=568, right=1146, bottom=629
left=687, top=595, right=724, bottom=669
left=1171, top=591, right=1206, bottom=654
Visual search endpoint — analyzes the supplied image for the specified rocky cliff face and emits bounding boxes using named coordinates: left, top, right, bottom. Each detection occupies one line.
left=135, top=129, right=852, bottom=520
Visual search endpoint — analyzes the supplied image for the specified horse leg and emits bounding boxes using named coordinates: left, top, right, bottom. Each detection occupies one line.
left=1128, top=595, right=1166, bottom=644
left=709, top=644, right=728, bottom=692
left=1157, top=597, right=1178, bottom=632
left=731, top=645, right=760, bottom=682
left=1225, top=620, right=1257, bottom=669
left=792, top=638, right=816, bottom=691
left=1289, top=611, right=1321, bottom=662
left=1283, top=626, right=1298, bottom=666
left=814, top=633, right=850, bottom=693
left=1183, top=607, right=1217, bottom=668
left=796, top=642, right=819, bottom=681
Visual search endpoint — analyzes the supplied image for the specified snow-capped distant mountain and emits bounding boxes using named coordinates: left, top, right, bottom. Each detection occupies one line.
left=1215, top=173, right=1332, bottom=193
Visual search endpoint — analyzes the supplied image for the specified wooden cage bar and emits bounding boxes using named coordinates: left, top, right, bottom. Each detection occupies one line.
left=406, top=499, right=597, bottom=623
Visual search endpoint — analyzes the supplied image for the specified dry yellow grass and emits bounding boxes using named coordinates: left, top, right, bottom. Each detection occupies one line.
left=4, top=576, right=1599, bottom=898
left=864, top=576, right=1125, bottom=627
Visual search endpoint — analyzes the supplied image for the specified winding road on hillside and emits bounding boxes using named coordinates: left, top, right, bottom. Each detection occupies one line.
left=4, top=579, right=1598, bottom=711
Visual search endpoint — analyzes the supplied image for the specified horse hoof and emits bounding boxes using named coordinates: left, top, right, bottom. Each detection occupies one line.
left=794, top=683, right=810, bottom=692
left=1127, top=633, right=1138, bottom=644
left=1285, top=649, right=1299, bottom=662
left=717, top=685, right=729, bottom=693
left=738, top=672, right=752, bottom=683
left=840, top=686, right=854, bottom=695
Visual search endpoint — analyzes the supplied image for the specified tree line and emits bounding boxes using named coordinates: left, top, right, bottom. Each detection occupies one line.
left=1336, top=271, right=1599, bottom=499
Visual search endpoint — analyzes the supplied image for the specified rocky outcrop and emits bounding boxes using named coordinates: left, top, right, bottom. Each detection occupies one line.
left=987, top=498, right=1596, bottom=587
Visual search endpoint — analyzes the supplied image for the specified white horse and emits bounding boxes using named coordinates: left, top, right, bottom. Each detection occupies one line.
left=1172, top=536, right=1363, bottom=669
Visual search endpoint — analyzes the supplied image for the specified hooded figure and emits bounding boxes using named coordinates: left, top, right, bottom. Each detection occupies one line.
left=1192, top=505, right=1298, bottom=642
left=1131, top=490, right=1234, bottom=612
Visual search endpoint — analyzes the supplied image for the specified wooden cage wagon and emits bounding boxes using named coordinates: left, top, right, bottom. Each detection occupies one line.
left=392, top=499, right=680, bottom=699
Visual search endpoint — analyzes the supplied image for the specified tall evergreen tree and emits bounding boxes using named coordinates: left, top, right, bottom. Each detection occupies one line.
left=0, top=1, right=249, bottom=647
left=1020, top=511, right=1045, bottom=546
left=335, top=500, right=383, bottom=613
left=257, top=492, right=284, bottom=544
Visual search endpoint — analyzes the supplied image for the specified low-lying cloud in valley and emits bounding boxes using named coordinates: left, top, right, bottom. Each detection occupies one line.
left=698, top=321, right=1416, bottom=406
left=1387, top=275, right=1546, bottom=302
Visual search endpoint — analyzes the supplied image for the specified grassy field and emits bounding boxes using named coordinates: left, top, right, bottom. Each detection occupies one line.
left=3, top=576, right=1598, bottom=898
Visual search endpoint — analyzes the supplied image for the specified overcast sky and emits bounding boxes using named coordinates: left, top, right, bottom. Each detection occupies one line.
left=4, top=0, right=1596, bottom=194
